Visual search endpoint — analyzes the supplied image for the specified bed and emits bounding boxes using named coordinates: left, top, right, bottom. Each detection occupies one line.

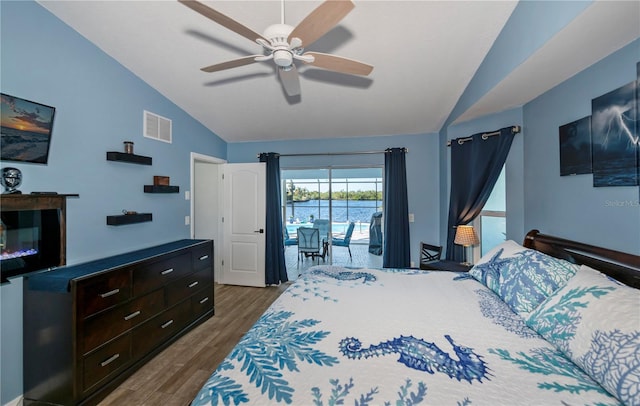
left=192, top=230, right=640, bottom=405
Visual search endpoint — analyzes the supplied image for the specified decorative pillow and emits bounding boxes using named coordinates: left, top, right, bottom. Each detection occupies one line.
left=469, top=240, right=527, bottom=292
left=526, top=265, right=640, bottom=406
left=469, top=240, right=578, bottom=316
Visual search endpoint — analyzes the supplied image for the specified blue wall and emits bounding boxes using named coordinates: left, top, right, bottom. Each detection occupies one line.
left=444, top=39, right=640, bottom=255
left=227, top=133, right=442, bottom=267
left=522, top=39, right=640, bottom=254
left=443, top=0, right=639, bottom=254
left=0, top=2, right=226, bottom=403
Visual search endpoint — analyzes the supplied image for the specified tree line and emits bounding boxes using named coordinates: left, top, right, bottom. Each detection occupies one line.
left=287, top=185, right=382, bottom=201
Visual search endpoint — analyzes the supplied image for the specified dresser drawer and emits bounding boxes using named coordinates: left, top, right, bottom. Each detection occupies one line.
left=191, top=286, right=214, bottom=318
left=83, top=334, right=132, bottom=392
left=132, top=299, right=191, bottom=358
left=81, top=288, right=165, bottom=355
left=76, top=269, right=131, bottom=319
left=166, top=267, right=213, bottom=307
left=132, top=252, right=191, bottom=296
left=192, top=242, right=213, bottom=271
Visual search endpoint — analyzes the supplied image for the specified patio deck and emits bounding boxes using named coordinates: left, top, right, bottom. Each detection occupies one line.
left=284, top=238, right=383, bottom=280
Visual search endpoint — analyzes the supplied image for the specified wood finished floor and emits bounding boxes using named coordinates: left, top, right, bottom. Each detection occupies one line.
left=98, top=282, right=289, bottom=406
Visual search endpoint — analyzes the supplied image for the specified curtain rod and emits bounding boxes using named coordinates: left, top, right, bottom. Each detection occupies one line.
left=447, top=125, right=521, bottom=147
left=257, top=148, right=408, bottom=158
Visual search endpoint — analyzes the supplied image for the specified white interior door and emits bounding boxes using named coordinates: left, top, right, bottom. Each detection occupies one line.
left=191, top=153, right=225, bottom=282
left=222, top=163, right=266, bottom=287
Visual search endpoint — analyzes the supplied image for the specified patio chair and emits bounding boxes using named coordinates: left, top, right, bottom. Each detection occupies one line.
left=332, top=221, right=355, bottom=259
left=297, top=227, right=321, bottom=264
left=284, top=227, right=297, bottom=247
left=313, top=219, right=330, bottom=260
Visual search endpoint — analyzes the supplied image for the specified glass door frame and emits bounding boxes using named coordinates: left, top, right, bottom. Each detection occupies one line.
left=281, top=165, right=384, bottom=265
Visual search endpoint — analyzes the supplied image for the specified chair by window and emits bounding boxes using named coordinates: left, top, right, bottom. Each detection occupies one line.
left=284, top=227, right=298, bottom=247
left=313, top=219, right=330, bottom=260
left=332, top=222, right=355, bottom=259
left=419, top=242, right=442, bottom=269
left=312, top=219, right=330, bottom=242
left=297, top=227, right=320, bottom=264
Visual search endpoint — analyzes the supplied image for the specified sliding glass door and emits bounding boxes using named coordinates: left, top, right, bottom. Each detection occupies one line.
left=281, top=167, right=383, bottom=267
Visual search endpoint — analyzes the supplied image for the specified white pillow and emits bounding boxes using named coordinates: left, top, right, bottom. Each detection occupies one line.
left=526, top=265, right=640, bottom=406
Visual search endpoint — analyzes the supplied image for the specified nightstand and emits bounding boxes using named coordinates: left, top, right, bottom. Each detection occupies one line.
left=419, top=260, right=472, bottom=272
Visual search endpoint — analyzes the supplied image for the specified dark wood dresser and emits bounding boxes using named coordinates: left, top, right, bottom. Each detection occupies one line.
left=23, top=239, right=214, bottom=405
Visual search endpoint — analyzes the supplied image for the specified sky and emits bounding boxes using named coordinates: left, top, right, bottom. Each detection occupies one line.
left=1, top=94, right=55, bottom=134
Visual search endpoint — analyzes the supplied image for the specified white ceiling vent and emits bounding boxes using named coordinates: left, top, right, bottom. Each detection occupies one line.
left=144, top=110, right=172, bottom=143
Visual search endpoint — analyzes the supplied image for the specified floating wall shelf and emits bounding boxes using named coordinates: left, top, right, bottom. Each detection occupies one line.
left=106, top=151, right=152, bottom=165
left=106, top=213, right=152, bottom=226
left=144, top=185, right=179, bottom=193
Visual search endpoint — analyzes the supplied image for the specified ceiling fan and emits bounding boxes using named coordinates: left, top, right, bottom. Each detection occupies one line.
left=179, top=0, right=373, bottom=97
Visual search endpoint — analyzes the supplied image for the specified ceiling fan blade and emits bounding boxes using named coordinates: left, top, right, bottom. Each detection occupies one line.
left=179, top=0, right=268, bottom=44
left=278, top=66, right=301, bottom=96
left=288, top=0, right=354, bottom=48
left=201, top=55, right=263, bottom=73
left=303, top=52, right=373, bottom=76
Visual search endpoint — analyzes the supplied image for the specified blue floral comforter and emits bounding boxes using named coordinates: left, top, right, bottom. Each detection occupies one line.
left=191, top=265, right=623, bottom=405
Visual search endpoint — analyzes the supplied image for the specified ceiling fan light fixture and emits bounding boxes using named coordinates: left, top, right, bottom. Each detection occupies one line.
left=273, top=49, right=293, bottom=67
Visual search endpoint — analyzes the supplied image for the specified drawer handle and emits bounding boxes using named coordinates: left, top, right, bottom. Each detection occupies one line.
left=161, top=268, right=174, bottom=276
left=199, top=255, right=209, bottom=261
left=199, top=297, right=209, bottom=304
left=188, top=281, right=199, bottom=288
left=99, top=289, right=120, bottom=299
left=161, top=320, right=174, bottom=329
left=124, top=310, right=141, bottom=321
left=100, top=353, right=120, bottom=367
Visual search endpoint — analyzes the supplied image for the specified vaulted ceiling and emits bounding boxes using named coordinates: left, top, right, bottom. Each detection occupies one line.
left=38, top=0, right=640, bottom=143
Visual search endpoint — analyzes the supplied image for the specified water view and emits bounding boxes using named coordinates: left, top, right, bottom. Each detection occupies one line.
left=286, top=199, right=382, bottom=224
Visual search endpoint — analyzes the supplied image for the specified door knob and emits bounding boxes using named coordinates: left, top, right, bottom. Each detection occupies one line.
left=254, top=229, right=264, bottom=233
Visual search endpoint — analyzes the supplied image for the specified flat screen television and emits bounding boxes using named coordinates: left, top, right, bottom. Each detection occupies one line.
left=0, top=93, right=56, bottom=165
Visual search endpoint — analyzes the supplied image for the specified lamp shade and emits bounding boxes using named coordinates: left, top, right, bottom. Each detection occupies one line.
left=454, top=225, right=479, bottom=247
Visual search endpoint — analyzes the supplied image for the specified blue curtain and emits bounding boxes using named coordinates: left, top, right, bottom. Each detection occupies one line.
left=383, top=147, right=411, bottom=268
left=259, top=153, right=288, bottom=284
left=446, top=127, right=517, bottom=261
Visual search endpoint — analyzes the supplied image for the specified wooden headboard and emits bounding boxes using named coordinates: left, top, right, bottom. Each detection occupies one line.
left=523, top=229, right=640, bottom=289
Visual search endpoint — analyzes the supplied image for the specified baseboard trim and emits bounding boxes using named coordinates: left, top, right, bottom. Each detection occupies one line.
left=5, top=395, right=23, bottom=406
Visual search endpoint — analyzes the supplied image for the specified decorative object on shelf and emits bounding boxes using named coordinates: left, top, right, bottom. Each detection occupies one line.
left=153, top=176, right=170, bottom=186
left=1, top=167, right=22, bottom=194
left=454, top=225, right=479, bottom=266
left=122, top=209, right=138, bottom=215
left=124, top=141, right=134, bottom=154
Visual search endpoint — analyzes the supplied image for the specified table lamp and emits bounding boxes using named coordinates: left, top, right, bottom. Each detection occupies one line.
left=454, top=225, right=479, bottom=265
